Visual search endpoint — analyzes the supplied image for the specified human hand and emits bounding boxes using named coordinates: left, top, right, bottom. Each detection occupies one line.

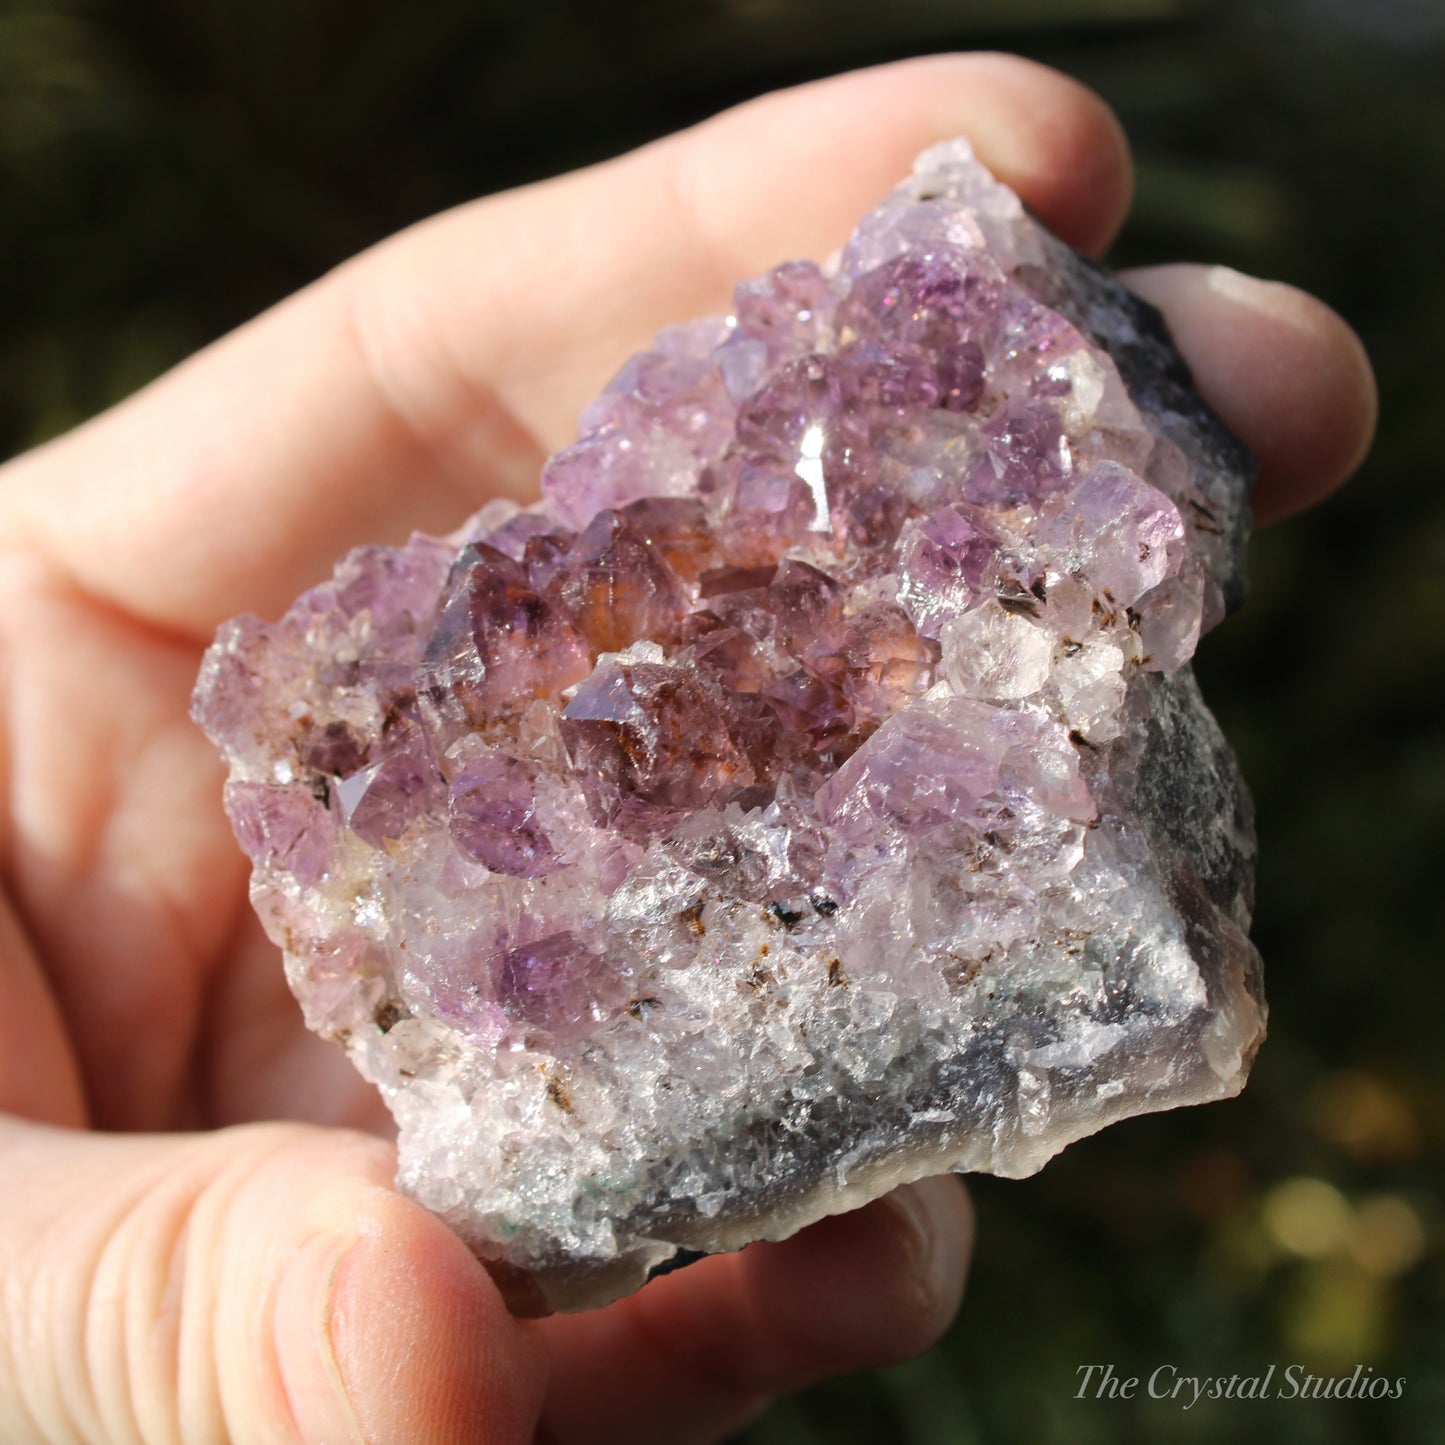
left=0, top=53, right=1376, bottom=1444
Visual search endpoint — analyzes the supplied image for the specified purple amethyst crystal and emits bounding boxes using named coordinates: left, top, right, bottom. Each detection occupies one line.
left=448, top=752, right=557, bottom=877
left=194, top=139, right=1265, bottom=1314
left=492, top=933, right=621, bottom=1047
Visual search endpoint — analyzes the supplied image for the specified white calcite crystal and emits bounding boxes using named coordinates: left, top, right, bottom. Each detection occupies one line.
left=194, top=140, right=1266, bottom=1314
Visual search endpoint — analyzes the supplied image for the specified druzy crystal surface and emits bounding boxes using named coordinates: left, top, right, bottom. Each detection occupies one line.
left=194, top=140, right=1265, bottom=1314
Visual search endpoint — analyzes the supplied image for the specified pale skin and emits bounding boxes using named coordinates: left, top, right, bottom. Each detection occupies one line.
left=0, top=53, right=1376, bottom=1445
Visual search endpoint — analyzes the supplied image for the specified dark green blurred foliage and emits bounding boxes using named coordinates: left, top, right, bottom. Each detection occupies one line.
left=1, top=1, right=1440, bottom=1440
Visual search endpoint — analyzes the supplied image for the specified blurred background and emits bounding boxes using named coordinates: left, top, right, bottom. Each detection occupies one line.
left=1, top=0, right=1440, bottom=1440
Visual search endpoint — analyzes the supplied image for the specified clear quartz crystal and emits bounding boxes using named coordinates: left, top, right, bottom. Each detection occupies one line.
left=194, top=139, right=1265, bottom=1314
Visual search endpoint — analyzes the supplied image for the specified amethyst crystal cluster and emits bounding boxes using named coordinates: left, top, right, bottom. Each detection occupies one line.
left=195, top=141, right=1265, bottom=1313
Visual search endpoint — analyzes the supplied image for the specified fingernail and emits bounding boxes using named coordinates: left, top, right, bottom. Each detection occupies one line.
left=879, top=1178, right=974, bottom=1313
left=879, top=1182, right=937, bottom=1275
left=1204, top=265, right=1299, bottom=318
left=274, top=1234, right=365, bottom=1443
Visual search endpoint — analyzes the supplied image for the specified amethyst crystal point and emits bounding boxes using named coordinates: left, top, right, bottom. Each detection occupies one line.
left=194, top=138, right=1266, bottom=1314
left=448, top=751, right=557, bottom=877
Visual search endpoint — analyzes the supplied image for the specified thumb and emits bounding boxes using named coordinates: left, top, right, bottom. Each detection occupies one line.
left=0, top=1117, right=547, bottom=1444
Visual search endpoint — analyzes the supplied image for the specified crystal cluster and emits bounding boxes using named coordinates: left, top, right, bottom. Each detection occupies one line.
left=194, top=140, right=1266, bottom=1314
